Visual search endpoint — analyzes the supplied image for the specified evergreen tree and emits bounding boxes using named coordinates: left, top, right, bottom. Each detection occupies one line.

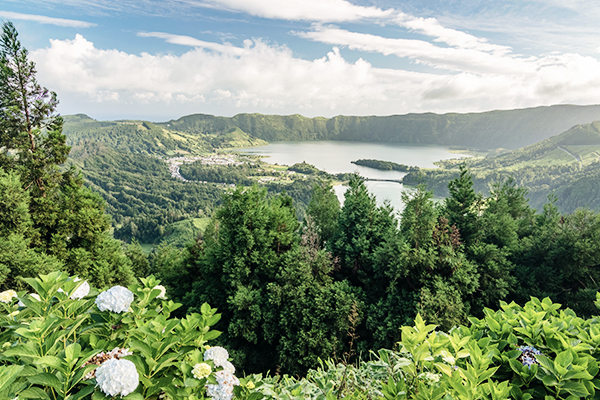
left=443, top=165, right=482, bottom=247
left=515, top=200, right=600, bottom=316
left=0, top=22, right=69, bottom=195
left=397, top=185, right=478, bottom=329
left=187, top=186, right=300, bottom=372
left=442, top=169, right=516, bottom=315
left=0, top=21, right=134, bottom=287
left=263, top=220, right=359, bottom=374
left=330, top=175, right=397, bottom=296
left=329, top=175, right=400, bottom=351
left=0, top=170, right=61, bottom=289
left=306, top=179, right=340, bottom=245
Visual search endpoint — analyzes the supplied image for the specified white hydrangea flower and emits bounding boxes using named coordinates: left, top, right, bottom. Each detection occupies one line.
left=206, top=370, right=239, bottom=400
left=204, top=346, right=229, bottom=367
left=153, top=285, right=167, bottom=299
left=17, top=293, right=40, bottom=307
left=0, top=290, right=17, bottom=303
left=95, top=358, right=139, bottom=397
left=221, top=361, right=235, bottom=374
left=95, top=286, right=134, bottom=313
left=192, top=363, right=211, bottom=379
left=70, top=281, right=90, bottom=300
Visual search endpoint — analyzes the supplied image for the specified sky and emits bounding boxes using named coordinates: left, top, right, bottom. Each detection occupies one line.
left=2, top=0, right=600, bottom=121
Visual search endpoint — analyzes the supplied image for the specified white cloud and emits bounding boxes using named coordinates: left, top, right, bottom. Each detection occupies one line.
left=0, top=11, right=95, bottom=28
left=296, top=25, right=533, bottom=75
left=10, top=0, right=394, bottom=22
left=392, top=13, right=511, bottom=55
left=138, top=32, right=246, bottom=55
left=30, top=34, right=600, bottom=120
left=181, top=0, right=394, bottom=22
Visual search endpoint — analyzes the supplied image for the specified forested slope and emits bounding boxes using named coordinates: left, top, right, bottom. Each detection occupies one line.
left=404, top=121, right=600, bottom=212
left=159, top=104, right=600, bottom=149
left=63, top=115, right=321, bottom=245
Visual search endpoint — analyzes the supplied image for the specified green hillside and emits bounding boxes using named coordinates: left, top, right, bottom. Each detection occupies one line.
left=158, top=104, right=600, bottom=149
left=62, top=115, right=321, bottom=246
left=405, top=121, right=600, bottom=212
left=63, top=114, right=267, bottom=156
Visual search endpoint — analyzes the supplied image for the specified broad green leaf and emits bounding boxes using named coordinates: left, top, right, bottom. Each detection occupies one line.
left=541, top=375, right=559, bottom=387
left=4, top=342, right=40, bottom=359
left=70, top=384, right=95, bottom=400
left=203, top=330, right=221, bottom=341
left=123, top=392, right=144, bottom=400
left=34, top=356, right=63, bottom=371
left=92, top=390, right=105, bottom=400
left=562, top=381, right=590, bottom=397
left=0, top=365, right=24, bottom=393
left=27, top=373, right=63, bottom=390
left=536, top=355, right=556, bottom=375
left=555, top=350, right=573, bottom=368
left=19, top=387, right=51, bottom=399
left=185, top=378, right=200, bottom=387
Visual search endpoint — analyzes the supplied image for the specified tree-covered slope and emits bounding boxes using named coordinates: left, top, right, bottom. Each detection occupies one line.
left=405, top=121, right=600, bottom=212
left=158, top=104, right=600, bottom=149
left=63, top=114, right=267, bottom=156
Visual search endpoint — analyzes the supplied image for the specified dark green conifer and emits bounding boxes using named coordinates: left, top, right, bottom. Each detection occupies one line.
left=306, top=179, right=340, bottom=245
left=443, top=164, right=482, bottom=247
left=0, top=21, right=134, bottom=288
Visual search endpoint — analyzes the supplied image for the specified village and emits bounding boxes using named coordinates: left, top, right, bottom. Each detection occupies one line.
left=163, top=154, right=245, bottom=183
left=162, top=154, right=302, bottom=184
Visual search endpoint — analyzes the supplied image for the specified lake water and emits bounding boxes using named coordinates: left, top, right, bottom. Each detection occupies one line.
left=237, top=141, right=470, bottom=213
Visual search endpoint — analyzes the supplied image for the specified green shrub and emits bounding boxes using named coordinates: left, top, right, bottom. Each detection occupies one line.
left=0, top=271, right=255, bottom=400
left=253, top=295, right=600, bottom=400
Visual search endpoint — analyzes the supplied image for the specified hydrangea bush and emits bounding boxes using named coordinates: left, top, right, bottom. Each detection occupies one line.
left=2, top=272, right=599, bottom=400
left=0, top=272, right=253, bottom=400
left=249, top=295, right=600, bottom=399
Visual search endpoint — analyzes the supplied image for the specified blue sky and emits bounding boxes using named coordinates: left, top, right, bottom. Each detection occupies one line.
left=2, top=0, right=600, bottom=121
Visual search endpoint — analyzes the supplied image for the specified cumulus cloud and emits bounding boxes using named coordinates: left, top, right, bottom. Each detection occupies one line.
left=30, top=34, right=600, bottom=119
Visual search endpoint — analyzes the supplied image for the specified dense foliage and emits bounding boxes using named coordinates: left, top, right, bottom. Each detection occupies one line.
left=152, top=168, right=600, bottom=376
left=250, top=295, right=600, bottom=399
left=76, top=150, right=224, bottom=244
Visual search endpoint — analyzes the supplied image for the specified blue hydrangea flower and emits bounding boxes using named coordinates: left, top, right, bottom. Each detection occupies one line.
left=517, top=345, right=542, bottom=368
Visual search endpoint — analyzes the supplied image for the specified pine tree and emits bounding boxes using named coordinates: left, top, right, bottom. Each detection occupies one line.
left=0, top=21, right=134, bottom=287
left=0, top=22, right=69, bottom=195
left=306, top=179, right=340, bottom=245
left=443, top=165, right=482, bottom=247
left=398, top=184, right=479, bottom=329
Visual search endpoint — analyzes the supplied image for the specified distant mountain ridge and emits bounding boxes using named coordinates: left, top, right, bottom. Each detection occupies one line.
left=157, top=104, right=600, bottom=149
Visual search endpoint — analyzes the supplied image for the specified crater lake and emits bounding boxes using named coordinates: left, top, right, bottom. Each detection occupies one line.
left=236, top=141, right=470, bottom=214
